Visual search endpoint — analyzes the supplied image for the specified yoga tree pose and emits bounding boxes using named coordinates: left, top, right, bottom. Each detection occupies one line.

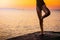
left=36, top=0, right=50, bottom=35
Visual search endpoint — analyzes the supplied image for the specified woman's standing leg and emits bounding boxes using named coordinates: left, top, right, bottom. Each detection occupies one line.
left=36, top=7, right=44, bottom=35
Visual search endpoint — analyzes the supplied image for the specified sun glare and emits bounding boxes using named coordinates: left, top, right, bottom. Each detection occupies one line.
left=0, top=0, right=11, bottom=7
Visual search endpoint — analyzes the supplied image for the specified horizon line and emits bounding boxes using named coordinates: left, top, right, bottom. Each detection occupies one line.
left=0, top=8, right=60, bottom=11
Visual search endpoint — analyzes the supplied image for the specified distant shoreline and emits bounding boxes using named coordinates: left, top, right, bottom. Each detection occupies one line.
left=0, top=8, right=60, bottom=11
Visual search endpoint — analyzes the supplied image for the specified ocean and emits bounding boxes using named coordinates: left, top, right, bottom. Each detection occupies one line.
left=0, top=9, right=60, bottom=40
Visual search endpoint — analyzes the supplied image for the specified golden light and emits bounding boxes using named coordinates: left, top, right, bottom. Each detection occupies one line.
left=0, top=0, right=60, bottom=9
left=0, top=0, right=11, bottom=8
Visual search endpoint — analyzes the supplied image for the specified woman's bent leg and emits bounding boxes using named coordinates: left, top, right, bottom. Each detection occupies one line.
left=42, top=5, right=50, bottom=19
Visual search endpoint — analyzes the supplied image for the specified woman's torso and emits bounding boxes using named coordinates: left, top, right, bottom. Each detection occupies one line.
left=36, top=0, right=45, bottom=7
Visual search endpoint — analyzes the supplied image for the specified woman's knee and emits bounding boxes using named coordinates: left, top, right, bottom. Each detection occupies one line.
left=46, top=10, right=50, bottom=16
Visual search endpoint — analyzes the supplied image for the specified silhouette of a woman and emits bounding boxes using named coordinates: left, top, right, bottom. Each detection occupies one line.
left=36, top=0, right=50, bottom=35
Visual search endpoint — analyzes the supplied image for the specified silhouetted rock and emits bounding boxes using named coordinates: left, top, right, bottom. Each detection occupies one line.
left=7, top=31, right=60, bottom=40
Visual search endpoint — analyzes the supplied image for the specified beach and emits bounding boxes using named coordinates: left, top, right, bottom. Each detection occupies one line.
left=0, top=9, right=60, bottom=40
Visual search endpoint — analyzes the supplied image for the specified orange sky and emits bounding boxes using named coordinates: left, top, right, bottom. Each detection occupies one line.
left=0, top=0, right=60, bottom=9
